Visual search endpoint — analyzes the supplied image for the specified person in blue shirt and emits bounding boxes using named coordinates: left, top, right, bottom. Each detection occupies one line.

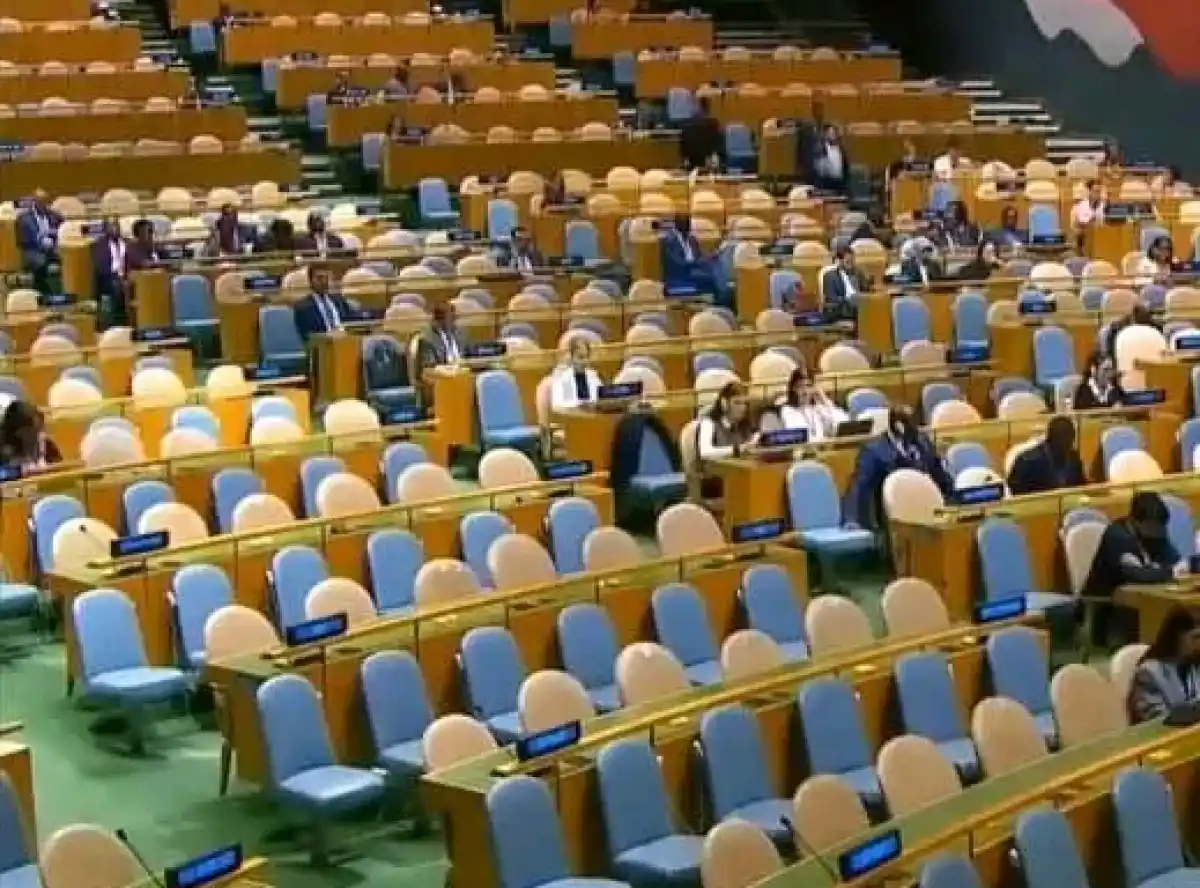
left=846, top=406, right=953, bottom=530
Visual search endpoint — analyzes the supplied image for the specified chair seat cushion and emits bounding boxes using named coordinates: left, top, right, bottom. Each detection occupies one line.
left=629, top=473, right=687, bottom=495
left=936, top=738, right=981, bottom=784
left=588, top=683, right=621, bottom=713
left=684, top=660, right=722, bottom=687
left=780, top=639, right=809, bottom=663
left=0, top=863, right=41, bottom=888
left=486, top=711, right=523, bottom=745
left=0, top=583, right=38, bottom=618
left=379, top=738, right=425, bottom=779
left=483, top=426, right=541, bottom=447
left=88, top=667, right=188, bottom=704
left=726, top=798, right=793, bottom=845
left=1139, top=870, right=1200, bottom=888
left=279, top=765, right=385, bottom=813
left=614, top=834, right=704, bottom=886
left=797, top=527, right=876, bottom=555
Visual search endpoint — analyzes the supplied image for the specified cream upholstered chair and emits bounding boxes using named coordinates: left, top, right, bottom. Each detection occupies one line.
left=31, top=334, right=79, bottom=365
left=997, top=390, right=1047, bottom=420
left=48, top=378, right=102, bottom=413
left=805, top=596, right=873, bottom=656
left=1114, top=324, right=1167, bottom=390
left=206, top=364, right=251, bottom=398
left=413, top=558, right=480, bottom=607
left=487, top=534, right=558, bottom=592
left=615, top=642, right=689, bottom=707
left=748, top=350, right=795, bottom=385
left=517, top=669, right=595, bottom=733
left=395, top=463, right=457, bottom=504
left=40, top=824, right=140, bottom=888
left=720, top=630, right=784, bottom=681
left=881, top=469, right=945, bottom=524
left=1051, top=664, right=1128, bottom=748
left=304, top=577, right=377, bottom=627
left=688, top=310, right=733, bottom=337
left=6, top=288, right=39, bottom=312
left=80, top=427, right=145, bottom=467
left=51, top=518, right=116, bottom=571
left=1110, top=643, right=1149, bottom=707
left=203, top=604, right=280, bottom=661
left=582, top=526, right=643, bottom=571
left=700, top=819, right=783, bottom=888
left=315, top=472, right=381, bottom=518
left=130, top=366, right=187, bottom=407
left=230, top=494, right=295, bottom=532
left=422, top=714, right=498, bottom=771
left=929, top=399, right=981, bottom=427
left=477, top=448, right=540, bottom=489
left=791, top=774, right=870, bottom=853
left=1108, top=450, right=1163, bottom=483
left=159, top=428, right=218, bottom=457
left=324, top=398, right=381, bottom=435
left=656, top=503, right=724, bottom=557
left=880, top=577, right=950, bottom=637
left=249, top=416, right=304, bottom=445
left=819, top=343, right=870, bottom=373
left=137, top=502, right=209, bottom=545
left=970, top=697, right=1049, bottom=777
left=876, top=735, right=961, bottom=816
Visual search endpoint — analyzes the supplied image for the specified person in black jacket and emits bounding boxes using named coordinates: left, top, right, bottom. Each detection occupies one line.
left=956, top=239, right=1001, bottom=282
left=1082, top=491, right=1182, bottom=647
left=1007, top=415, right=1087, bottom=496
left=680, top=97, right=723, bottom=171
left=1073, top=350, right=1126, bottom=410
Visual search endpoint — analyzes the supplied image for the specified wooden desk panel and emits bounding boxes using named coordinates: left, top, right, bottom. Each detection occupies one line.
left=634, top=54, right=903, bottom=97
left=0, top=147, right=302, bottom=199
left=222, top=20, right=493, bottom=64
left=382, top=136, right=681, bottom=188
left=2, top=0, right=90, bottom=20
left=708, top=87, right=970, bottom=129
left=169, top=0, right=425, bottom=28
left=274, top=58, right=555, bottom=110
left=325, top=95, right=620, bottom=147
left=0, top=67, right=188, bottom=105
left=570, top=18, right=714, bottom=59
left=1, top=341, right=195, bottom=406
left=0, top=106, right=248, bottom=145
left=504, top=0, right=633, bottom=24
left=0, top=26, right=141, bottom=64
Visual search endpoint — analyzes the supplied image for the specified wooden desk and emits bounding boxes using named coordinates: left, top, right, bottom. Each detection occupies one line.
left=634, top=53, right=903, bottom=97
left=570, top=17, right=714, bottom=59
left=424, top=619, right=1041, bottom=888
left=0, top=146, right=302, bottom=200
left=0, top=66, right=188, bottom=105
left=0, top=25, right=140, bottom=64
left=324, top=94, right=621, bottom=148
left=0, top=308, right=95, bottom=354
left=205, top=539, right=807, bottom=786
left=1117, top=581, right=1200, bottom=643
left=222, top=19, right=493, bottom=65
left=273, top=57, right=556, bottom=111
left=2, top=0, right=90, bottom=20
left=0, top=105, right=248, bottom=145
left=503, top=0, right=633, bottom=24
left=1, top=338, right=195, bottom=406
left=0, top=740, right=35, bottom=849
left=169, top=0, right=425, bottom=28
left=707, top=85, right=971, bottom=129
left=381, top=135, right=681, bottom=188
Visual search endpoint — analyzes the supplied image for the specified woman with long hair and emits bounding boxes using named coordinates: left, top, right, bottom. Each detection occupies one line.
left=1128, top=606, right=1200, bottom=722
left=779, top=366, right=847, bottom=440
left=697, top=381, right=755, bottom=459
left=0, top=400, right=61, bottom=473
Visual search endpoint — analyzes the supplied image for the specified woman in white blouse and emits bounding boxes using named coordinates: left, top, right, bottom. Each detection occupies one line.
left=549, top=334, right=604, bottom=411
left=778, top=367, right=848, bottom=441
left=1133, top=235, right=1174, bottom=287
left=697, top=381, right=755, bottom=459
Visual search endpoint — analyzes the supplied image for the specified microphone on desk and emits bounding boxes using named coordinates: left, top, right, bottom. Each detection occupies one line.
left=76, top=520, right=112, bottom=570
left=115, top=828, right=167, bottom=888
left=780, top=815, right=840, bottom=884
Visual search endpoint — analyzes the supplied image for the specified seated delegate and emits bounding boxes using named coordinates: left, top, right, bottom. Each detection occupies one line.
left=659, top=216, right=729, bottom=309
left=1073, top=350, right=1126, bottom=409
left=1007, top=415, right=1087, bottom=495
left=549, top=335, right=604, bottom=411
left=0, top=400, right=62, bottom=475
left=777, top=367, right=848, bottom=441
left=846, top=406, right=953, bottom=530
left=1128, top=606, right=1200, bottom=723
left=820, top=245, right=869, bottom=322
left=294, top=264, right=362, bottom=343
left=697, top=381, right=757, bottom=460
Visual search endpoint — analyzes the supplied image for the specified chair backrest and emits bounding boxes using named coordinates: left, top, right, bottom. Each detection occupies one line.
left=461, top=511, right=515, bottom=587
left=53, top=518, right=117, bottom=572
left=230, top=493, right=295, bottom=532
left=720, top=629, right=784, bottom=680
left=698, top=705, right=774, bottom=817
left=1110, top=643, right=1150, bottom=706
left=39, top=824, right=140, bottom=888
left=1064, top=521, right=1106, bottom=595
left=488, top=534, right=557, bottom=591
left=0, top=775, right=32, bottom=875
left=596, top=738, right=679, bottom=860
left=556, top=603, right=619, bottom=693
left=881, top=468, right=945, bottom=523
left=256, top=674, right=335, bottom=785
left=476, top=370, right=527, bottom=433
left=615, top=642, right=689, bottom=706
left=1014, top=807, right=1092, bottom=888
left=582, top=526, right=642, bottom=571
left=422, top=714, right=497, bottom=770
left=786, top=461, right=842, bottom=530
left=1033, top=326, right=1075, bottom=385
left=976, top=516, right=1038, bottom=600
left=518, top=669, right=594, bottom=733
left=1113, top=767, right=1186, bottom=887
left=382, top=441, right=429, bottom=503
left=971, top=696, right=1049, bottom=777
left=651, top=583, right=719, bottom=669
left=986, top=626, right=1053, bottom=716
left=414, top=558, right=480, bottom=606
left=305, top=577, right=377, bottom=627
left=360, top=650, right=434, bottom=756
left=122, top=479, right=173, bottom=534
left=546, top=498, right=601, bottom=575
left=172, top=564, right=234, bottom=665
left=1108, top=449, right=1162, bottom=483
left=300, top=455, right=346, bottom=517
left=740, top=565, right=806, bottom=647
left=700, top=819, right=782, bottom=888
left=460, top=626, right=526, bottom=720
left=790, top=774, right=870, bottom=854
left=32, top=494, right=85, bottom=573
left=876, top=734, right=960, bottom=816
left=486, top=776, right=573, bottom=888
left=894, top=651, right=968, bottom=743
left=805, top=596, right=873, bottom=656
left=315, top=471, right=381, bottom=518
left=203, top=605, right=280, bottom=661
left=138, top=501, right=208, bottom=545
left=270, top=545, right=329, bottom=630
left=395, top=462, right=457, bottom=504
left=797, top=676, right=875, bottom=778
left=74, top=589, right=148, bottom=679
left=920, top=855, right=984, bottom=888
left=656, top=502, right=725, bottom=556
left=366, top=529, right=424, bottom=612
left=212, top=468, right=263, bottom=533
left=1050, top=664, right=1128, bottom=747
left=881, top=577, right=950, bottom=636
left=478, top=448, right=540, bottom=489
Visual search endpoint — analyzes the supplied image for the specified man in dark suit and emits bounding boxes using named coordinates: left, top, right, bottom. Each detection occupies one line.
left=415, top=302, right=467, bottom=371
left=899, top=239, right=944, bottom=287
left=660, top=215, right=728, bottom=307
left=1007, top=415, right=1087, bottom=496
left=680, top=97, right=723, bottom=171
left=91, top=216, right=132, bottom=327
left=497, top=226, right=544, bottom=273
left=296, top=212, right=346, bottom=258
left=821, top=245, right=870, bottom=323
left=125, top=218, right=162, bottom=271
left=294, top=264, right=360, bottom=343
left=17, top=189, right=63, bottom=292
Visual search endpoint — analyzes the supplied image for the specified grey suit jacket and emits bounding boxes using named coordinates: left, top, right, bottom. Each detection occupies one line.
left=1128, top=659, right=1200, bottom=723
left=415, top=325, right=468, bottom=370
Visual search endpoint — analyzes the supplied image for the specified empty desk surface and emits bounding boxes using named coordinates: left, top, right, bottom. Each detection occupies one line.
left=0, top=105, right=249, bottom=144
left=222, top=19, right=493, bottom=64
left=0, top=66, right=189, bottom=104
left=634, top=53, right=903, bottom=96
left=0, top=25, right=141, bottom=64
left=570, top=17, right=714, bottom=59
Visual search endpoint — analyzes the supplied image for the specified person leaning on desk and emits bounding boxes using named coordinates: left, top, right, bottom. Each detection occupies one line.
left=1128, top=606, right=1200, bottom=723
left=1007, top=415, right=1087, bottom=496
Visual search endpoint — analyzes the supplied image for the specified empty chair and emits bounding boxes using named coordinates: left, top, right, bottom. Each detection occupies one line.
left=615, top=642, right=689, bottom=707
left=881, top=577, right=950, bottom=637
left=785, top=462, right=874, bottom=580
left=1113, top=767, right=1200, bottom=888
left=32, top=494, right=85, bottom=575
left=417, top=178, right=459, bottom=226
left=414, top=558, right=480, bottom=607
left=488, top=534, right=557, bottom=592
left=304, top=578, right=377, bottom=628
left=1014, top=806, right=1093, bottom=888
left=171, top=564, right=234, bottom=671
left=212, top=468, right=263, bottom=533
left=476, top=370, right=540, bottom=454
left=365, top=529, right=423, bottom=614
left=970, top=697, right=1049, bottom=777
left=805, top=596, right=873, bottom=656
left=423, top=714, right=499, bottom=772
left=986, top=627, right=1058, bottom=745
left=138, top=502, right=208, bottom=545
left=360, top=650, right=433, bottom=782
left=300, top=456, right=346, bottom=518
left=876, top=734, right=961, bottom=817
left=1111, top=643, right=1149, bottom=707
left=230, top=494, right=294, bottom=533
left=315, top=472, right=381, bottom=519
left=699, top=819, right=782, bottom=888
left=790, top=774, right=870, bottom=854
left=257, top=674, right=386, bottom=864
left=546, top=498, right=601, bottom=575
left=395, top=462, right=457, bottom=504
left=557, top=603, right=621, bottom=712
left=1051, top=664, right=1128, bottom=747
left=40, top=825, right=139, bottom=888
left=656, top=503, right=725, bottom=557
left=596, top=739, right=703, bottom=888
left=381, top=441, right=428, bottom=504
left=583, top=526, right=643, bottom=572
left=171, top=405, right=220, bottom=440
left=720, top=630, right=783, bottom=681
left=270, top=546, right=329, bottom=631
left=1033, top=326, right=1075, bottom=389
left=460, top=511, right=515, bottom=588
left=892, top=296, right=931, bottom=348
left=945, top=441, right=992, bottom=478
left=52, top=518, right=117, bottom=573
left=796, top=677, right=882, bottom=805
left=518, top=670, right=594, bottom=734
left=1101, top=424, right=1145, bottom=470
left=478, top=448, right=540, bottom=489
left=121, top=479, right=173, bottom=535
left=739, top=565, right=808, bottom=662
left=697, top=705, right=792, bottom=846
left=894, top=651, right=980, bottom=781
left=459, top=627, right=526, bottom=743
left=485, top=775, right=631, bottom=888
left=651, top=584, right=722, bottom=686
left=976, top=517, right=1073, bottom=614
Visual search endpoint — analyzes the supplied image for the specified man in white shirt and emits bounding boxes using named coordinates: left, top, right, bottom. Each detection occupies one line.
left=810, top=124, right=850, bottom=195
left=933, top=139, right=968, bottom=180
left=91, top=216, right=130, bottom=327
left=417, top=303, right=466, bottom=370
